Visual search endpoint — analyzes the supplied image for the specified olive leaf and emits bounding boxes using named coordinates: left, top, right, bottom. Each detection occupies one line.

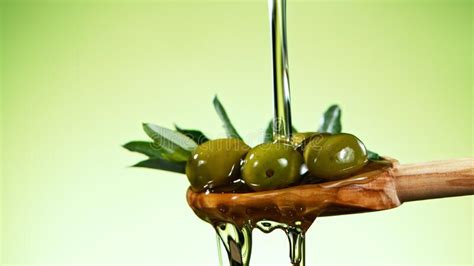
left=175, top=125, right=210, bottom=145
left=123, top=140, right=177, bottom=161
left=143, top=123, right=197, bottom=162
left=264, top=121, right=273, bottom=142
left=367, top=150, right=382, bottom=161
left=123, top=141, right=187, bottom=173
left=264, top=120, right=298, bottom=142
left=123, top=141, right=166, bottom=158
left=318, top=105, right=342, bottom=134
left=133, top=158, right=186, bottom=174
left=213, top=95, right=243, bottom=140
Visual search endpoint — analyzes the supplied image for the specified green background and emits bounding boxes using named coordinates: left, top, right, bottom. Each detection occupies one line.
left=1, top=0, right=472, bottom=265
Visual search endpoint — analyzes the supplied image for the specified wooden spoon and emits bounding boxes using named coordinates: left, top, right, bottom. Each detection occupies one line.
left=187, top=158, right=473, bottom=232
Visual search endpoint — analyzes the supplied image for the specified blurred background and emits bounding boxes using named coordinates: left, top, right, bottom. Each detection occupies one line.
left=1, top=0, right=472, bottom=265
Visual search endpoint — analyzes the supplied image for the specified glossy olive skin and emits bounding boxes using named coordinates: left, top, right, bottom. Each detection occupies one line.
left=186, top=138, right=250, bottom=191
left=303, top=133, right=368, bottom=180
left=242, top=142, right=304, bottom=191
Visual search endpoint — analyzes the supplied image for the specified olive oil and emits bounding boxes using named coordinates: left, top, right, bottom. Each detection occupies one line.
left=215, top=223, right=252, bottom=266
left=270, top=0, right=293, bottom=142
left=256, top=220, right=305, bottom=265
left=214, top=1, right=307, bottom=265
left=214, top=220, right=305, bottom=266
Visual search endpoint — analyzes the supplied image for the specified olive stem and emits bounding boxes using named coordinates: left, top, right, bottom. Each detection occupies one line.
left=269, top=0, right=293, bottom=142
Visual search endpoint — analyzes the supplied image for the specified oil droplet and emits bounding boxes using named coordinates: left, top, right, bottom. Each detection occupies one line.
left=256, top=220, right=306, bottom=265
left=215, top=223, right=252, bottom=266
left=216, top=233, right=223, bottom=266
left=287, top=226, right=305, bottom=265
left=218, top=205, right=228, bottom=214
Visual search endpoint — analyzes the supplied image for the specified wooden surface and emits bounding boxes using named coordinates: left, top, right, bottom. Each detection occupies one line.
left=395, top=158, right=474, bottom=202
left=187, top=158, right=474, bottom=231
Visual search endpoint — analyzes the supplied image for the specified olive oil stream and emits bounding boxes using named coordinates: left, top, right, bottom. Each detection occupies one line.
left=270, top=0, right=293, bottom=143
left=214, top=1, right=306, bottom=265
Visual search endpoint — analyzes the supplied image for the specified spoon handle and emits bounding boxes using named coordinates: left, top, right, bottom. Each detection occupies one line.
left=394, top=158, right=474, bottom=203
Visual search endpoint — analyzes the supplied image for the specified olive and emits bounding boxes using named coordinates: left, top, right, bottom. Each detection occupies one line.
left=186, top=138, right=250, bottom=191
left=242, top=142, right=304, bottom=191
left=303, top=133, right=368, bottom=180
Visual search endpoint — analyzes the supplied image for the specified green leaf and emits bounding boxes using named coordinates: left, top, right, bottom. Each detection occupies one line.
left=292, top=126, right=298, bottom=133
left=143, top=123, right=197, bottom=162
left=213, top=95, right=243, bottom=140
left=318, top=105, right=342, bottom=134
left=175, top=125, right=210, bottom=145
left=263, top=120, right=298, bottom=142
left=133, top=158, right=186, bottom=174
left=264, top=121, right=273, bottom=142
left=123, top=140, right=178, bottom=161
left=367, top=150, right=382, bottom=161
left=123, top=141, right=165, bottom=158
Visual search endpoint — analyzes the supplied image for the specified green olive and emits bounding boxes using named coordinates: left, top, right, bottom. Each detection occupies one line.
left=186, top=138, right=250, bottom=191
left=303, top=133, right=368, bottom=180
left=242, top=142, right=304, bottom=191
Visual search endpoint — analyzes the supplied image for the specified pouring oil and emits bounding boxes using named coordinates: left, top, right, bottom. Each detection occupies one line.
left=270, top=0, right=293, bottom=142
left=214, top=1, right=306, bottom=266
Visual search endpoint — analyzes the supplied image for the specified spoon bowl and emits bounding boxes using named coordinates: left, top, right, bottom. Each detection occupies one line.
left=187, top=158, right=473, bottom=232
